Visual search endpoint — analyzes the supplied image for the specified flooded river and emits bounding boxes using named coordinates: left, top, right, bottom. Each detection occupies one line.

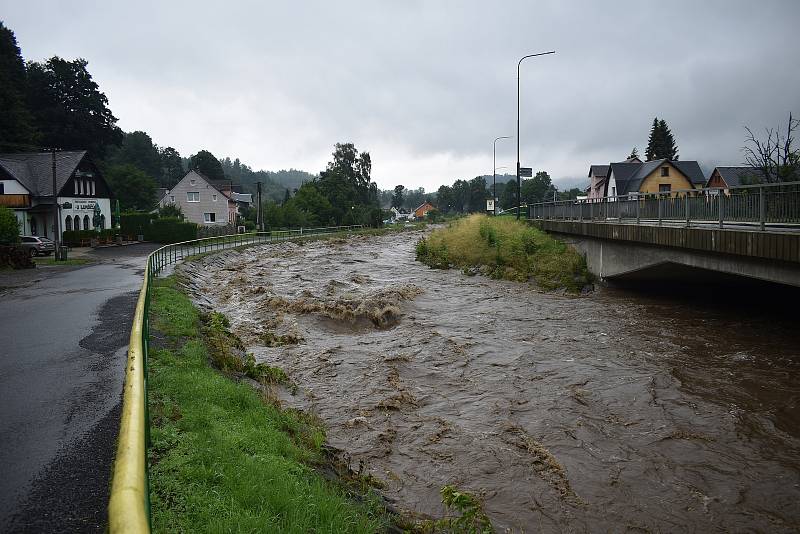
left=178, top=231, right=800, bottom=532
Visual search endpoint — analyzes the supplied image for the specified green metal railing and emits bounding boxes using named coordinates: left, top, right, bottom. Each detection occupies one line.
left=108, top=226, right=363, bottom=533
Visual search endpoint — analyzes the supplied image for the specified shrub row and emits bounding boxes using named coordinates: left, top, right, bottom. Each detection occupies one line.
left=144, top=217, right=197, bottom=244
left=0, top=245, right=34, bottom=269
left=62, top=229, right=117, bottom=247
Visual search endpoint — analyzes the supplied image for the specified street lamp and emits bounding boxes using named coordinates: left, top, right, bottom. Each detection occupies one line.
left=493, top=136, right=512, bottom=215
left=516, top=50, right=555, bottom=219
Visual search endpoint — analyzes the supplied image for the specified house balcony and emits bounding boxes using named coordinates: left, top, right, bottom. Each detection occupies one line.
left=0, top=194, right=31, bottom=208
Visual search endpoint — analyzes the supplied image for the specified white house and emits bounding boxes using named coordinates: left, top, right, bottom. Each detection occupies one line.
left=158, top=170, right=242, bottom=226
left=0, top=151, right=113, bottom=238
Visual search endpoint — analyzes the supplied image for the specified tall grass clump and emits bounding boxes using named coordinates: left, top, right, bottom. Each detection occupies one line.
left=415, top=214, right=591, bottom=292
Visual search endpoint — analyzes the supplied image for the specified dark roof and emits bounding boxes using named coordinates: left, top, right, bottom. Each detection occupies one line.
left=712, top=166, right=764, bottom=187
left=607, top=162, right=643, bottom=195
left=612, top=159, right=705, bottom=195
left=588, top=165, right=609, bottom=178
left=0, top=151, right=87, bottom=196
left=672, top=160, right=705, bottom=185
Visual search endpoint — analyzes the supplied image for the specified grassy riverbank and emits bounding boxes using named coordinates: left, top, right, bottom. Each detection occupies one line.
left=147, top=276, right=387, bottom=533
left=416, top=214, right=591, bottom=291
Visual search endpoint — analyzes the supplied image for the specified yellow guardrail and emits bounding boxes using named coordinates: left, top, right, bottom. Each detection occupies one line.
left=107, top=226, right=364, bottom=533
left=108, top=257, right=151, bottom=533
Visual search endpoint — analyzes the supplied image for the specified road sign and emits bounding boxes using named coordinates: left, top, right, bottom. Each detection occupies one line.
left=519, top=167, right=532, bottom=177
left=486, top=199, right=495, bottom=212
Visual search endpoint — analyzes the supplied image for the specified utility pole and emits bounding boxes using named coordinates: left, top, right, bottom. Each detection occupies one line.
left=494, top=136, right=511, bottom=215
left=516, top=50, right=555, bottom=219
left=51, top=149, right=62, bottom=259
left=256, top=181, right=262, bottom=231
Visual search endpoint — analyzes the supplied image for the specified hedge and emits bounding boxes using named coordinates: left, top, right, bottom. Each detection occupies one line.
left=62, top=229, right=117, bottom=247
left=120, top=212, right=155, bottom=237
left=144, top=218, right=197, bottom=244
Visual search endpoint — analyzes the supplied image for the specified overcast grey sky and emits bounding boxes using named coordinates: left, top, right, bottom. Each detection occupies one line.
left=3, top=0, right=799, bottom=190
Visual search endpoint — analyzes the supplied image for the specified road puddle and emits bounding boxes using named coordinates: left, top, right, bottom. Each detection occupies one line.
left=178, top=231, right=800, bottom=532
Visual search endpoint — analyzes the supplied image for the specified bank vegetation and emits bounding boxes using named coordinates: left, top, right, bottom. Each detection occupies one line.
left=416, top=214, right=591, bottom=292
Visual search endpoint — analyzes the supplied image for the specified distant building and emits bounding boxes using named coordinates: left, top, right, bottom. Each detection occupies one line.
left=158, top=170, right=248, bottom=225
left=0, top=151, right=113, bottom=238
left=706, top=166, right=764, bottom=190
left=390, top=206, right=411, bottom=221
left=587, top=165, right=610, bottom=201
left=413, top=201, right=436, bottom=219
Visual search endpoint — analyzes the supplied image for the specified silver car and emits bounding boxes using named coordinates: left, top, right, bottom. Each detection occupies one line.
left=20, top=236, right=55, bottom=257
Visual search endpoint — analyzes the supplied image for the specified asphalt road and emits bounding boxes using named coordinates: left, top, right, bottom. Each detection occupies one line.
left=0, top=243, right=160, bottom=532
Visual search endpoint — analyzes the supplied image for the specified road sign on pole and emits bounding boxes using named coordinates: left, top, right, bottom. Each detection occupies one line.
left=519, top=167, right=532, bottom=178
left=486, top=199, right=495, bottom=212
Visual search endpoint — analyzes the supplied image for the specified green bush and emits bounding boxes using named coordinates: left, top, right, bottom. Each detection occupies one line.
left=145, top=217, right=197, bottom=244
left=0, top=206, right=20, bottom=244
left=62, top=229, right=117, bottom=247
left=120, top=212, right=155, bottom=237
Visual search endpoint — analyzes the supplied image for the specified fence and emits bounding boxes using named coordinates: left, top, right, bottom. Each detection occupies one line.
left=107, top=225, right=363, bottom=533
left=529, top=181, right=800, bottom=231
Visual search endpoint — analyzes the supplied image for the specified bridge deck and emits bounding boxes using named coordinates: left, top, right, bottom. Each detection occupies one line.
left=531, top=219, right=800, bottom=264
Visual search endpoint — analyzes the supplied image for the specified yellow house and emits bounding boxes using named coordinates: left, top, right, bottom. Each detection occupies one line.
left=606, top=159, right=705, bottom=197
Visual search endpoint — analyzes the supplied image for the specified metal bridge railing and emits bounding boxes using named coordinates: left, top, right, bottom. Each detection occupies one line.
left=107, top=225, right=364, bottom=533
left=528, top=181, right=800, bottom=231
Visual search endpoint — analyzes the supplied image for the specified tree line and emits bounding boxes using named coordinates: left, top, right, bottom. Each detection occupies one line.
left=0, top=21, right=317, bottom=212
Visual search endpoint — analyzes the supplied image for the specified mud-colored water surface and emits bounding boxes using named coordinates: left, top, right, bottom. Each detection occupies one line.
left=178, top=231, right=800, bottom=532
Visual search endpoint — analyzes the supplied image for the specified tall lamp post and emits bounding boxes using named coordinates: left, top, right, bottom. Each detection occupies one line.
left=493, top=136, right=511, bottom=215
left=516, top=50, right=555, bottom=219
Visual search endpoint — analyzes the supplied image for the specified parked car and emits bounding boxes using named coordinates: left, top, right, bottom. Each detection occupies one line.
left=20, top=236, right=55, bottom=257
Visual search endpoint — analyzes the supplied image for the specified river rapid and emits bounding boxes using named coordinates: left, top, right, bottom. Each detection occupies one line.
left=178, top=230, right=800, bottom=532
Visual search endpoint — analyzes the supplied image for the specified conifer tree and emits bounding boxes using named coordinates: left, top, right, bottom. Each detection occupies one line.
left=645, top=117, right=679, bottom=160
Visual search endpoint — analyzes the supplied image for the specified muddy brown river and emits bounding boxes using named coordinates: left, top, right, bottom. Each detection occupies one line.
left=178, top=231, right=800, bottom=532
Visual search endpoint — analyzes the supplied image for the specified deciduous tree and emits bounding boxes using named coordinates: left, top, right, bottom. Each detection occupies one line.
left=26, top=57, right=122, bottom=157
left=189, top=150, right=225, bottom=181
left=743, top=112, right=799, bottom=183
left=105, top=164, right=157, bottom=211
left=0, top=22, right=36, bottom=150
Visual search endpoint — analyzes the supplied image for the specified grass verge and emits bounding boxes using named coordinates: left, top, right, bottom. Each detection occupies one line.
left=415, top=213, right=591, bottom=292
left=147, top=276, right=387, bottom=533
left=34, top=257, right=92, bottom=266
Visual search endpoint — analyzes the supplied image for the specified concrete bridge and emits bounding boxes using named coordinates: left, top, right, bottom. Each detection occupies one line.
left=529, top=182, right=800, bottom=287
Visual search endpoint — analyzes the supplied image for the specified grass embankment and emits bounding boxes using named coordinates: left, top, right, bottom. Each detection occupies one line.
left=147, top=276, right=387, bottom=533
left=416, top=214, right=591, bottom=292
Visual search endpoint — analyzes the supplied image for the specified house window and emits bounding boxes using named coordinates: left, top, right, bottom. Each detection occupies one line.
left=203, top=212, right=216, bottom=223
left=90, top=180, right=95, bottom=196
left=661, top=167, right=669, bottom=177
left=170, top=195, right=175, bottom=202
left=212, top=194, right=217, bottom=201
left=84, top=215, right=91, bottom=229
left=0, top=183, right=4, bottom=194
left=659, top=184, right=672, bottom=193
left=65, top=215, right=72, bottom=231
left=74, top=180, right=79, bottom=195
left=611, top=187, right=616, bottom=196
left=190, top=179, right=196, bottom=186
left=74, top=216, right=80, bottom=231
left=187, top=192, right=200, bottom=202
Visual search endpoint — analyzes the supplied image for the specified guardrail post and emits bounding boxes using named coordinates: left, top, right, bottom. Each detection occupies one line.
left=636, top=195, right=640, bottom=224
left=719, top=192, right=724, bottom=229
left=657, top=195, right=662, bottom=226
left=759, top=186, right=765, bottom=231
left=685, top=192, right=690, bottom=227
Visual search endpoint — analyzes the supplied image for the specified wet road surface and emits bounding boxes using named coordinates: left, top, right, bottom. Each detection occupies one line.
left=0, top=244, right=160, bottom=532
left=181, top=231, right=800, bottom=532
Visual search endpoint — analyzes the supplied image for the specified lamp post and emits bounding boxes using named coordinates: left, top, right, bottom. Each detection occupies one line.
left=493, top=136, right=511, bottom=215
left=516, top=50, right=555, bottom=219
